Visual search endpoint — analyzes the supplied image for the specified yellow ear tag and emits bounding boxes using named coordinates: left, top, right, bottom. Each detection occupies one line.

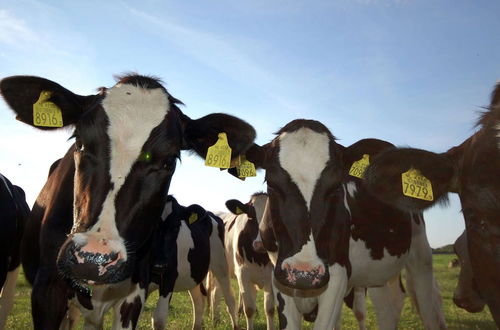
left=205, top=132, right=232, bottom=169
left=349, top=154, right=370, bottom=179
left=237, top=159, right=257, bottom=178
left=235, top=207, right=244, bottom=215
left=189, top=213, right=198, bottom=224
left=401, top=168, right=434, bottom=201
left=33, top=91, right=63, bottom=127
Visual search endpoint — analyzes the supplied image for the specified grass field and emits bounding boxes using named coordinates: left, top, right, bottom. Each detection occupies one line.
left=5, top=254, right=496, bottom=329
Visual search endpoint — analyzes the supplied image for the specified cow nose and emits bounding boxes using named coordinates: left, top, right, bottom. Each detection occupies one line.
left=253, top=240, right=266, bottom=253
left=57, top=235, right=129, bottom=285
left=453, top=296, right=485, bottom=313
left=275, top=260, right=329, bottom=290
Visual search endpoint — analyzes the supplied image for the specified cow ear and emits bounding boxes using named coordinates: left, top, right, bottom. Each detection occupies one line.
left=181, top=113, right=256, bottom=161
left=0, top=76, right=94, bottom=130
left=364, top=147, right=456, bottom=211
left=245, top=143, right=269, bottom=169
left=225, top=199, right=249, bottom=215
left=343, top=139, right=395, bottom=179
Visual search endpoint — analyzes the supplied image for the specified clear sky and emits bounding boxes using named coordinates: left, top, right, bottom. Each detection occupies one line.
left=1, top=0, right=499, bottom=248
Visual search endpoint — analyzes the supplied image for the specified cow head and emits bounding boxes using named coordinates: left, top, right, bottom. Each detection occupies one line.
left=246, top=119, right=350, bottom=294
left=0, top=74, right=255, bottom=289
left=225, top=192, right=268, bottom=253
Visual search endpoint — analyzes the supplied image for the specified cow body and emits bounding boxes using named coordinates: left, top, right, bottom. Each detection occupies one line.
left=364, top=82, right=500, bottom=326
left=1, top=74, right=255, bottom=329
left=0, top=174, right=29, bottom=329
left=149, top=196, right=238, bottom=330
left=220, top=193, right=274, bottom=330
left=245, top=122, right=445, bottom=329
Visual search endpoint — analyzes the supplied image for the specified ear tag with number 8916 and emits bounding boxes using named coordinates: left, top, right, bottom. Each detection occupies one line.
left=33, top=91, right=63, bottom=127
left=205, top=133, right=232, bottom=169
left=349, top=154, right=370, bottom=179
left=401, top=168, right=434, bottom=201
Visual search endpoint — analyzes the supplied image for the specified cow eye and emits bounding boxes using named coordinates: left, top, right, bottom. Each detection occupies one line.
left=138, top=151, right=152, bottom=163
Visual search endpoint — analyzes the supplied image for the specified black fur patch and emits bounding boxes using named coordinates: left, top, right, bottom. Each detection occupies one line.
left=277, top=293, right=287, bottom=329
left=120, top=295, right=142, bottom=329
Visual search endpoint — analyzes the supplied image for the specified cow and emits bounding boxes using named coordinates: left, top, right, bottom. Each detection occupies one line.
left=213, top=192, right=275, bottom=330
left=452, top=230, right=485, bottom=313
left=149, top=195, right=238, bottom=330
left=0, top=74, right=256, bottom=329
left=363, top=82, right=500, bottom=326
left=241, top=121, right=445, bottom=329
left=0, top=173, right=30, bottom=329
left=220, top=193, right=406, bottom=330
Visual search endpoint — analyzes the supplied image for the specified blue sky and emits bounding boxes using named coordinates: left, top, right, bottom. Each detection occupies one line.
left=1, top=0, right=499, bottom=248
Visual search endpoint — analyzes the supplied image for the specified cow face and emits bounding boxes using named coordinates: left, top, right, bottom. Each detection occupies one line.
left=226, top=192, right=268, bottom=253
left=0, top=75, right=255, bottom=288
left=247, top=120, right=350, bottom=293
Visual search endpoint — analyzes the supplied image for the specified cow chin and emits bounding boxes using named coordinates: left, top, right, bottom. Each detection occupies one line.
left=57, top=238, right=131, bottom=288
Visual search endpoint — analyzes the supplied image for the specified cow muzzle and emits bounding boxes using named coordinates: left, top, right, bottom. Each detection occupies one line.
left=453, top=294, right=485, bottom=313
left=57, top=233, right=129, bottom=287
left=274, top=259, right=329, bottom=292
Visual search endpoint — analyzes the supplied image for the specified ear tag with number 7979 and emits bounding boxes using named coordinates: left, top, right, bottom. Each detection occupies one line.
left=348, top=154, right=370, bottom=179
left=401, top=168, right=434, bottom=201
left=33, top=91, right=63, bottom=127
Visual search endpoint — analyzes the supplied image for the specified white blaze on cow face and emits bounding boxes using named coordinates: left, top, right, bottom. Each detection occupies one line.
left=278, top=128, right=330, bottom=210
left=80, top=83, right=171, bottom=257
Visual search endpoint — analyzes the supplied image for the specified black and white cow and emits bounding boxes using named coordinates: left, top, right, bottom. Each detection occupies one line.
left=0, top=74, right=256, bottom=329
left=218, top=192, right=275, bottom=330
left=149, top=195, right=238, bottom=330
left=0, top=173, right=29, bottom=329
left=243, top=121, right=445, bottom=329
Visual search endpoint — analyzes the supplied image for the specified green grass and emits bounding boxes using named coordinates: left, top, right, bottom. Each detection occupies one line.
left=6, top=255, right=496, bottom=329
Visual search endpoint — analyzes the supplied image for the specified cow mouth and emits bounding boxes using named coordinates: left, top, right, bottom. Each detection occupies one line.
left=273, top=277, right=327, bottom=298
left=57, top=240, right=131, bottom=289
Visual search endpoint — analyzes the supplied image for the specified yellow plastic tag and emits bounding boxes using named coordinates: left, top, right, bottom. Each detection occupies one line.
left=205, top=133, right=232, bottom=169
left=237, top=159, right=257, bottom=178
left=235, top=207, right=244, bottom=215
left=401, top=168, right=434, bottom=201
left=188, top=213, right=198, bottom=224
left=33, top=91, right=63, bottom=127
left=349, top=154, right=370, bottom=179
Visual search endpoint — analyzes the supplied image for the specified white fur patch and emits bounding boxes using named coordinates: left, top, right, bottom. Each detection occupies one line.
left=346, top=181, right=358, bottom=198
left=86, top=83, right=170, bottom=249
left=281, top=234, right=323, bottom=272
left=348, top=238, right=406, bottom=287
left=161, top=201, right=173, bottom=221
left=173, top=222, right=197, bottom=290
left=278, top=128, right=330, bottom=210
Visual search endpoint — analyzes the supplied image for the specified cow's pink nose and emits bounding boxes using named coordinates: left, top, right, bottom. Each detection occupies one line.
left=253, top=240, right=266, bottom=253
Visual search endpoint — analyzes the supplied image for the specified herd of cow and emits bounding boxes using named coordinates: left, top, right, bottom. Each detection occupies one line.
left=0, top=74, right=498, bottom=329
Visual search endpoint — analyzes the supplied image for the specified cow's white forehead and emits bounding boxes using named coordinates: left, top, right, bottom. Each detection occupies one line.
left=89, top=83, right=170, bottom=238
left=278, top=128, right=330, bottom=210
